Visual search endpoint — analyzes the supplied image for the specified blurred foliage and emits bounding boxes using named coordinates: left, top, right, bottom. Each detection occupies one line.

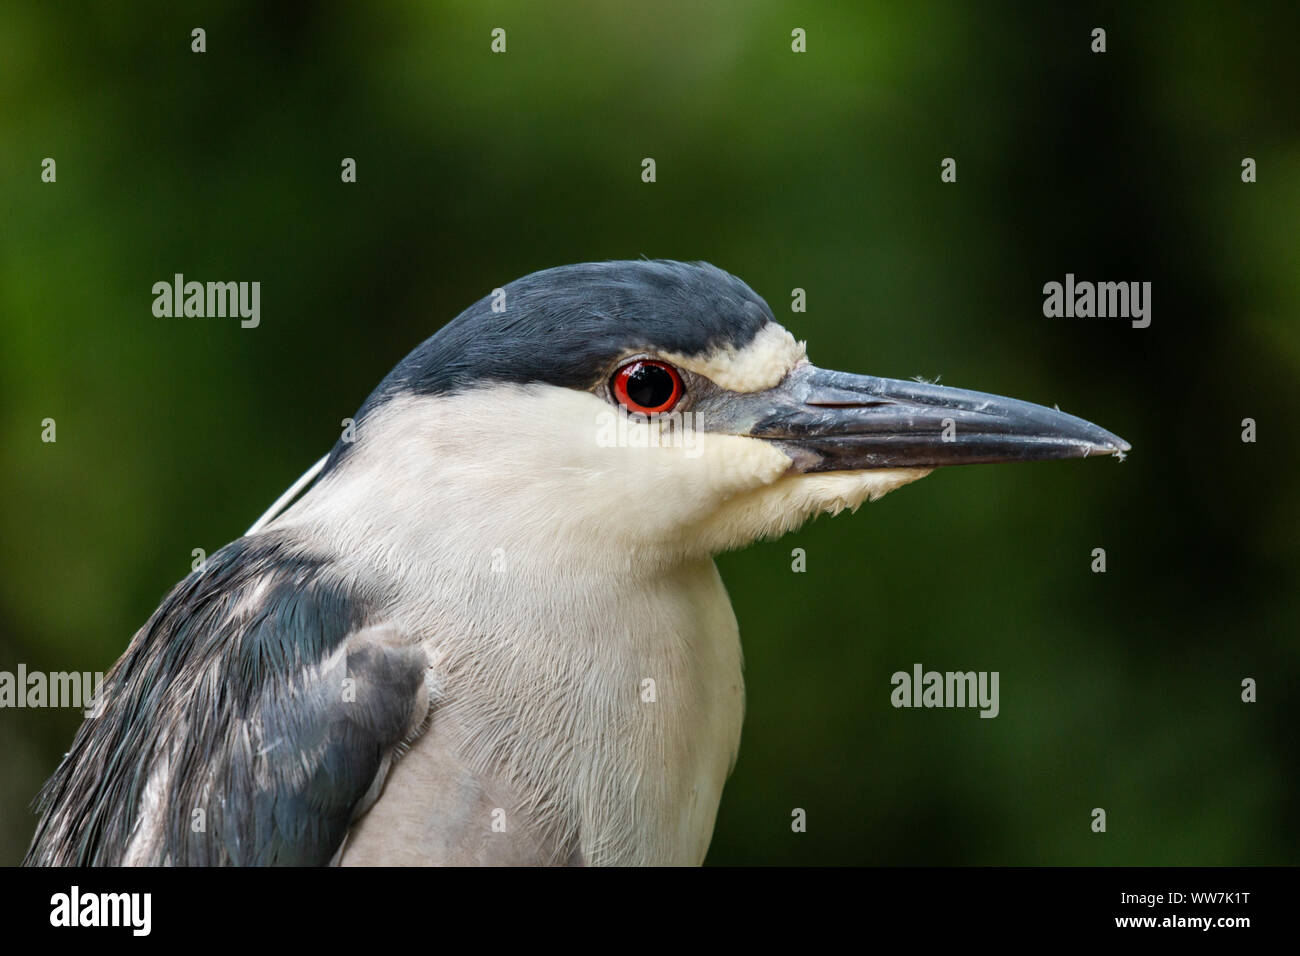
left=1, top=1, right=1297, bottom=865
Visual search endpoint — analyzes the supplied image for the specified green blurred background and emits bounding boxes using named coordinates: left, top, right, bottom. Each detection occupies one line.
left=2, top=1, right=1297, bottom=865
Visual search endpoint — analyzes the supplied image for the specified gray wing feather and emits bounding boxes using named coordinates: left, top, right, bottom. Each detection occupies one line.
left=25, top=533, right=430, bottom=866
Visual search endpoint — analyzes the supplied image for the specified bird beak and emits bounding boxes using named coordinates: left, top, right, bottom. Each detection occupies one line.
left=745, top=363, right=1130, bottom=473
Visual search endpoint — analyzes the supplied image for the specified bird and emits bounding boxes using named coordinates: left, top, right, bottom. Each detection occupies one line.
left=25, top=259, right=1129, bottom=867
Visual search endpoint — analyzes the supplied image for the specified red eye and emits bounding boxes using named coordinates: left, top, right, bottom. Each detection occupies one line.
left=612, top=360, right=684, bottom=414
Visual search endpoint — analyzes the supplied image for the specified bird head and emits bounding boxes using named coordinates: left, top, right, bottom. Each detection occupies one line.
left=293, top=260, right=1128, bottom=566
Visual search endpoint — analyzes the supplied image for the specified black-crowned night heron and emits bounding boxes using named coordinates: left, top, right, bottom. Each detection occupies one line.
left=26, top=260, right=1128, bottom=866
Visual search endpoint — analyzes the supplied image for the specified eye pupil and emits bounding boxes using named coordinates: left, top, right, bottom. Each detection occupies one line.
left=626, top=364, right=673, bottom=408
left=612, top=360, right=684, bottom=413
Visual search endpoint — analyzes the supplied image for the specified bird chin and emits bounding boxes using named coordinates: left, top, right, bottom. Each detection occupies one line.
left=779, top=467, right=935, bottom=515
left=695, top=465, right=933, bottom=555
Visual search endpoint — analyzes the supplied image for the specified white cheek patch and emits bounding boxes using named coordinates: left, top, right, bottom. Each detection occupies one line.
left=663, top=323, right=807, bottom=393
